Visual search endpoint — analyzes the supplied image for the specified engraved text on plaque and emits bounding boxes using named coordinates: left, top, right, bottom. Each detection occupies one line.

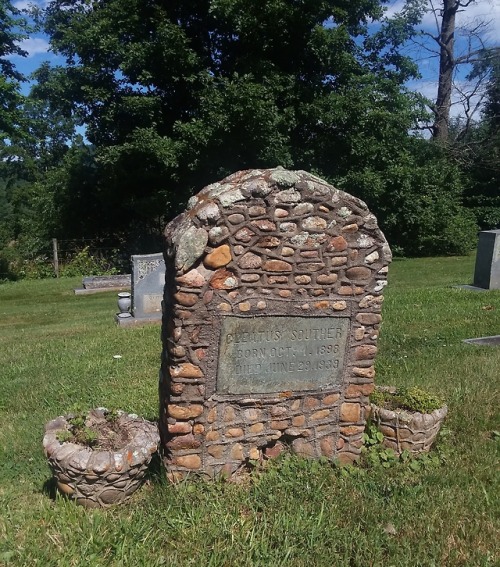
left=217, top=316, right=349, bottom=394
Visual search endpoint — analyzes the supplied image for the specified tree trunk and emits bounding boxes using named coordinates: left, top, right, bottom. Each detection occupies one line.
left=433, top=0, right=459, bottom=141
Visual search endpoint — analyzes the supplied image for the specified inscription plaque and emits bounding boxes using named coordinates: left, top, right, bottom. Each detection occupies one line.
left=217, top=316, right=349, bottom=394
left=142, top=293, right=163, bottom=313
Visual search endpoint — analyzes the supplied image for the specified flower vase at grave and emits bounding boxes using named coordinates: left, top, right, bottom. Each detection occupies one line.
left=117, top=292, right=132, bottom=318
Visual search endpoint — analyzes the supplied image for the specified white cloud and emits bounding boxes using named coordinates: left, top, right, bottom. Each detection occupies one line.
left=14, top=37, right=50, bottom=57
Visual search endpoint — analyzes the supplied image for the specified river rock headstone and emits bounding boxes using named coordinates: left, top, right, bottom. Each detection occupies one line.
left=159, top=167, right=391, bottom=480
left=473, top=230, right=500, bottom=290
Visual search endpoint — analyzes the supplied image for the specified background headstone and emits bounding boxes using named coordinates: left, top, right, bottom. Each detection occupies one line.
left=159, top=167, right=392, bottom=480
left=473, top=230, right=500, bottom=290
left=131, top=253, right=165, bottom=320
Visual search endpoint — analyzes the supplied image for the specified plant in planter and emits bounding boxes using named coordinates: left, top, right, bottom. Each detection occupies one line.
left=43, top=407, right=159, bottom=508
left=368, top=386, right=447, bottom=456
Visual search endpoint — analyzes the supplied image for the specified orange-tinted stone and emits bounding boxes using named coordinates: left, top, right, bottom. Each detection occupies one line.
left=175, top=455, right=201, bottom=469
left=170, top=363, right=203, bottom=379
left=204, top=245, right=231, bottom=268
left=168, top=422, right=192, bottom=434
left=340, top=403, right=361, bottom=422
left=210, top=269, right=238, bottom=289
left=168, top=404, right=204, bottom=420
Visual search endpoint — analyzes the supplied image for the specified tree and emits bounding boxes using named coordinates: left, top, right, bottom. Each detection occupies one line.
left=37, top=1, right=423, bottom=217
left=405, top=0, right=496, bottom=141
left=0, top=0, right=28, bottom=140
left=460, top=47, right=500, bottom=229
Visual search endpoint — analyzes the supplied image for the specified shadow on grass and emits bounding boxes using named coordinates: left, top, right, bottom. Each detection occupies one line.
left=42, top=476, right=58, bottom=500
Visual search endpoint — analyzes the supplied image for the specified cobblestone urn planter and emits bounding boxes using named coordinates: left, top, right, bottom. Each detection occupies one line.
left=43, top=409, right=159, bottom=508
left=370, top=392, right=448, bottom=456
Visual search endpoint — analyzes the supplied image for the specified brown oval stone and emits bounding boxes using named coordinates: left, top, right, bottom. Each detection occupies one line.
left=295, top=275, right=311, bottom=284
left=353, top=366, right=375, bottom=378
left=168, top=422, right=192, bottom=434
left=168, top=404, right=204, bottom=420
left=225, top=428, right=244, bottom=438
left=239, top=252, right=262, bottom=269
left=332, top=301, right=347, bottom=310
left=278, top=290, right=292, bottom=298
left=316, top=273, right=338, bottom=285
left=329, top=236, right=348, bottom=251
left=269, top=275, right=289, bottom=284
left=175, top=455, right=202, bottom=469
left=238, top=302, right=251, bottom=312
left=275, top=208, right=289, bottom=218
left=227, top=213, right=245, bottom=224
left=249, top=205, right=266, bottom=216
left=241, top=273, right=260, bottom=282
left=346, top=267, right=371, bottom=281
left=354, top=345, right=378, bottom=360
left=205, top=430, right=220, bottom=441
left=330, top=256, right=348, bottom=267
left=302, top=216, right=327, bottom=230
left=311, top=409, right=330, bottom=420
left=338, top=285, right=364, bottom=295
left=263, top=260, right=292, bottom=272
left=356, top=313, right=382, bottom=325
left=342, top=223, right=359, bottom=233
left=281, top=247, right=294, bottom=256
left=249, top=422, right=264, bottom=434
left=170, top=363, right=203, bottom=379
left=174, top=292, right=198, bottom=307
left=204, top=245, right=231, bottom=269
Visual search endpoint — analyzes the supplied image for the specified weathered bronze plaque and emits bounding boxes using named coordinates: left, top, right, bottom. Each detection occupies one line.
left=217, top=316, right=349, bottom=394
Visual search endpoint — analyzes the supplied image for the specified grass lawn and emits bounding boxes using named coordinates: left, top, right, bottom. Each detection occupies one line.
left=0, top=255, right=498, bottom=566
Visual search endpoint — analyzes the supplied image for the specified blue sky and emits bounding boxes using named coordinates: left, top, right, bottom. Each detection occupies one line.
left=9, top=0, right=500, bottom=122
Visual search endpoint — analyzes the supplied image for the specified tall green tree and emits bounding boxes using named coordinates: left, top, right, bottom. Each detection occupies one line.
left=38, top=1, right=422, bottom=211
left=32, top=0, right=476, bottom=255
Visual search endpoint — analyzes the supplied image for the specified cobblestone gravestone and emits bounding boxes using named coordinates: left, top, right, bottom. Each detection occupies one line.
left=473, top=230, right=500, bottom=290
left=159, top=167, right=391, bottom=480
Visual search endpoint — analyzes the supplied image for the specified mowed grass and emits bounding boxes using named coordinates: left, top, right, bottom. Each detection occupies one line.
left=0, top=255, right=498, bottom=566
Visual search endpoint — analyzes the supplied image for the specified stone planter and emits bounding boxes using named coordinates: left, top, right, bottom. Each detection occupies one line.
left=43, top=409, right=159, bottom=508
left=370, top=398, right=448, bottom=456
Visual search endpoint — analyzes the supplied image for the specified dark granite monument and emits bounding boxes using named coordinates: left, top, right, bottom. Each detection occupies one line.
left=473, top=230, right=500, bottom=290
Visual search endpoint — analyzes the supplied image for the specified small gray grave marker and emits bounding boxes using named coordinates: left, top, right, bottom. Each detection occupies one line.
left=473, top=230, right=500, bottom=290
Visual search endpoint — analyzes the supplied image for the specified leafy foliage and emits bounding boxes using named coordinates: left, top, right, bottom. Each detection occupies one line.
left=370, top=386, right=444, bottom=414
